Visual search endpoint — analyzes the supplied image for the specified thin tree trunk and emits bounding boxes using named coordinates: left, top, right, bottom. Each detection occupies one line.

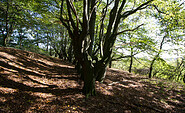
left=68, top=42, right=73, bottom=62
left=109, top=60, right=112, bottom=68
left=3, top=35, right=8, bottom=47
left=3, top=0, right=9, bottom=47
left=47, top=33, right=49, bottom=52
left=149, top=32, right=166, bottom=78
left=149, top=58, right=155, bottom=78
left=129, top=47, right=133, bottom=73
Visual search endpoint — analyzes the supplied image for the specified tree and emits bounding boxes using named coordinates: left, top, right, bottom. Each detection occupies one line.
left=111, top=26, right=154, bottom=73
left=148, top=0, right=185, bottom=78
left=59, top=0, right=154, bottom=97
left=0, top=0, right=41, bottom=47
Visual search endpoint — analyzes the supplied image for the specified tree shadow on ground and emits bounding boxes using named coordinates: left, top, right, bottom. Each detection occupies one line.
left=0, top=47, right=185, bottom=113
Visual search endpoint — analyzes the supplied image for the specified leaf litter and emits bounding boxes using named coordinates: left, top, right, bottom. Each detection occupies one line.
left=0, top=47, right=185, bottom=113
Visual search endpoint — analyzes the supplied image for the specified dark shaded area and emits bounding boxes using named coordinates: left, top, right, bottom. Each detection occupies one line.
left=0, top=91, right=37, bottom=113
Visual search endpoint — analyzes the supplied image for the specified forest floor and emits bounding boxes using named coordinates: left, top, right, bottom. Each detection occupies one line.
left=0, top=47, right=185, bottom=113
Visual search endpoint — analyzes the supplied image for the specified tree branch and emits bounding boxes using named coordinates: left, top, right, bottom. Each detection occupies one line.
left=67, top=0, right=81, bottom=29
left=121, top=0, right=153, bottom=19
left=60, top=1, right=74, bottom=38
left=150, top=4, right=167, bottom=14
left=116, top=24, right=144, bottom=36
left=66, top=0, right=77, bottom=30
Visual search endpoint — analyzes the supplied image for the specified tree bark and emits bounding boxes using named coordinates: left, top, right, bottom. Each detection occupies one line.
left=149, top=58, right=155, bottom=78
left=129, top=47, right=133, bottom=73
left=82, top=60, right=96, bottom=97
left=109, top=60, right=112, bottom=68
left=94, top=61, right=107, bottom=82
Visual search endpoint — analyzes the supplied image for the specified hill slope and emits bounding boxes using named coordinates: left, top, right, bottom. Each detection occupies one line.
left=0, top=47, right=185, bottom=113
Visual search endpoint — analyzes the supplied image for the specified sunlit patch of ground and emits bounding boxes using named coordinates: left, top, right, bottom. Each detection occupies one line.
left=0, top=87, right=18, bottom=94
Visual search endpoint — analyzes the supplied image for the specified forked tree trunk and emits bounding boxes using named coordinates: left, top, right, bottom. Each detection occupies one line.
left=59, top=0, right=154, bottom=97
left=81, top=60, right=107, bottom=97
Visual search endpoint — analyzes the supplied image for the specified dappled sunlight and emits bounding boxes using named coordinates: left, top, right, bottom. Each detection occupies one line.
left=96, top=82, right=114, bottom=96
left=30, top=92, right=55, bottom=98
left=0, top=87, right=18, bottom=94
left=0, top=47, right=185, bottom=112
left=0, top=52, right=17, bottom=60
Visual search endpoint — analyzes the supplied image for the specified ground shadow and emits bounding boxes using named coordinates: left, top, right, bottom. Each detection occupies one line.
left=0, top=47, right=185, bottom=113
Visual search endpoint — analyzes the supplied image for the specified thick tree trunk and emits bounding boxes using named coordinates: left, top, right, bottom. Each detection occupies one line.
left=94, top=61, right=107, bottom=82
left=59, top=0, right=154, bottom=98
left=82, top=60, right=96, bottom=97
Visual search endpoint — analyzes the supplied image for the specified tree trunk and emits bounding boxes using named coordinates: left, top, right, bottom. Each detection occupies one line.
left=67, top=42, right=73, bottom=62
left=49, top=46, right=52, bottom=56
left=129, top=48, right=133, bottom=73
left=109, top=60, right=112, bottom=68
left=149, top=58, right=155, bottom=78
left=3, top=0, right=9, bottom=47
left=19, top=37, right=22, bottom=49
left=149, top=34, right=166, bottom=78
left=47, top=34, right=49, bottom=52
left=94, top=61, right=107, bottom=82
left=82, top=60, right=96, bottom=97
left=2, top=34, right=8, bottom=47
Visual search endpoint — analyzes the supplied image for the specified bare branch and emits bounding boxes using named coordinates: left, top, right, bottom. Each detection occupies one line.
left=89, top=0, right=100, bottom=22
left=60, top=1, right=74, bottom=38
left=66, top=0, right=77, bottom=30
left=82, top=0, right=88, bottom=32
left=179, top=0, right=185, bottom=7
left=68, top=0, right=81, bottom=28
left=112, top=52, right=139, bottom=61
left=150, top=4, right=167, bottom=14
left=122, top=0, right=154, bottom=19
left=116, top=24, right=144, bottom=36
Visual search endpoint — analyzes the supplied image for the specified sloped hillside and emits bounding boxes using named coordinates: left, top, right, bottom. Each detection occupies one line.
left=0, top=47, right=185, bottom=113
